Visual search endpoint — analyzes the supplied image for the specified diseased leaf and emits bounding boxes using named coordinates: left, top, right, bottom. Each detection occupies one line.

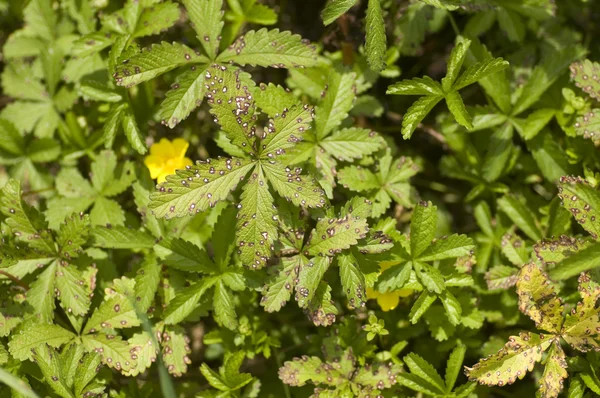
left=182, top=0, right=223, bottom=59
left=217, top=29, right=317, bottom=68
left=305, top=212, right=369, bottom=257
left=315, top=71, right=356, bottom=140
left=557, top=175, right=600, bottom=240
left=9, top=324, right=75, bottom=361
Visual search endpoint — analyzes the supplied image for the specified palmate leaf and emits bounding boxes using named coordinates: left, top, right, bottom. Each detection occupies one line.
left=465, top=332, right=552, bottom=388
left=217, top=28, right=317, bottom=68
left=83, top=294, right=139, bottom=334
left=213, top=280, right=238, bottom=329
left=417, top=234, right=474, bottom=262
left=410, top=201, right=438, bottom=258
left=56, top=213, right=90, bottom=260
left=91, top=226, right=155, bottom=249
left=534, top=236, right=591, bottom=265
left=262, top=163, right=326, bottom=208
left=296, top=256, right=330, bottom=308
left=55, top=263, right=93, bottom=316
left=125, top=331, right=156, bottom=377
left=402, top=353, right=446, bottom=393
left=181, top=0, right=223, bottom=60
left=497, top=195, right=542, bottom=241
left=33, top=345, right=73, bottom=398
left=236, top=167, right=278, bottom=269
left=365, top=0, right=386, bottom=72
left=386, top=76, right=443, bottom=96
left=162, top=277, right=218, bottom=324
left=149, top=158, right=254, bottom=219
left=453, top=57, right=510, bottom=91
left=500, top=233, right=529, bottom=266
left=305, top=281, right=338, bottom=327
left=253, top=83, right=299, bottom=117
left=9, top=324, right=75, bottom=361
left=549, top=242, right=600, bottom=281
left=574, top=109, right=600, bottom=142
left=400, top=95, right=443, bottom=139
left=315, top=71, right=356, bottom=140
left=132, top=1, right=181, bottom=38
left=516, top=263, right=564, bottom=334
left=113, top=42, right=208, bottom=88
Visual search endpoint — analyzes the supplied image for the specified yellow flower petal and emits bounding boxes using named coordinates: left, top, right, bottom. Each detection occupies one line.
left=377, top=291, right=401, bottom=312
left=145, top=138, right=192, bottom=183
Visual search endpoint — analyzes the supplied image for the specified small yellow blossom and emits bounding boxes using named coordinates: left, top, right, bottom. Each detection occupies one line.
left=144, top=138, right=193, bottom=183
left=367, top=262, right=414, bottom=311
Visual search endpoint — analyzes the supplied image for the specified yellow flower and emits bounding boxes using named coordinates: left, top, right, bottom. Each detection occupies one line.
left=367, top=262, right=414, bottom=311
left=144, top=138, right=193, bottom=183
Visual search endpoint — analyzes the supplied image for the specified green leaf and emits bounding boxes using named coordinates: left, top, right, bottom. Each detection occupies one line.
left=400, top=95, right=443, bottom=139
left=365, top=0, right=386, bottom=72
left=122, top=107, right=148, bottom=155
left=549, top=241, right=600, bottom=281
left=386, top=76, right=443, bottom=96
left=410, top=201, right=438, bottom=258
left=305, top=211, right=369, bottom=257
left=414, top=261, right=445, bottom=294
left=24, top=0, right=56, bottom=39
left=403, top=353, right=446, bottom=394
left=574, top=109, right=600, bottom=142
left=418, top=234, right=474, bottom=261
left=321, top=0, right=357, bottom=25
left=55, top=263, right=92, bottom=316
left=512, top=46, right=582, bottom=116
left=114, top=42, right=208, bottom=88
left=445, top=344, right=466, bottom=392
left=262, top=162, right=326, bottom=208
left=445, top=90, right=472, bottom=129
left=33, top=345, right=74, bottom=398
left=9, top=324, right=75, bottom=361
left=26, top=262, right=57, bottom=323
left=157, top=238, right=215, bottom=273
left=320, top=128, right=386, bottom=161
left=557, top=176, right=600, bottom=240
left=213, top=280, right=237, bottom=329
left=517, top=263, right=564, bottom=334
left=315, top=71, right=356, bottom=139
left=83, top=293, right=139, bottom=334
left=409, top=290, right=437, bottom=324
left=253, top=83, right=299, bottom=117
left=162, top=326, right=192, bottom=377
left=91, top=226, right=155, bottom=249
left=570, top=59, right=600, bottom=101
left=305, top=281, right=338, bottom=326
left=236, top=167, right=277, bottom=269
left=134, top=256, right=161, bottom=313
left=163, top=277, right=218, bottom=324
left=338, top=253, right=366, bottom=309
left=204, top=65, right=257, bottom=152
left=465, top=332, right=552, bottom=387
left=261, top=256, right=297, bottom=308
left=159, top=67, right=207, bottom=129
left=442, top=39, right=471, bottom=92
left=181, top=0, right=223, bottom=60
left=521, top=108, right=556, bottom=140
left=419, top=0, right=460, bottom=10
left=0, top=367, right=40, bottom=398
left=133, top=1, right=180, bottom=38
left=217, top=28, right=317, bottom=68
left=529, top=131, right=574, bottom=183
left=261, top=104, right=314, bottom=156
left=56, top=213, right=90, bottom=260
left=200, top=363, right=230, bottom=391
left=497, top=8, right=525, bottom=42
left=0, top=119, right=25, bottom=157
left=500, top=233, right=529, bottom=266
left=498, top=195, right=542, bottom=241
left=376, top=261, right=411, bottom=292
left=454, top=57, right=510, bottom=91
left=81, top=334, right=137, bottom=373
left=296, top=256, right=330, bottom=308
left=149, top=158, right=254, bottom=219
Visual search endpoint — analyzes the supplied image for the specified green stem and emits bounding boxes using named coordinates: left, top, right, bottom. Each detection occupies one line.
left=447, top=10, right=460, bottom=37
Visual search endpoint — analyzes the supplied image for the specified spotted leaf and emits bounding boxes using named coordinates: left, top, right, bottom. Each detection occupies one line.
left=159, top=66, right=208, bottom=128
left=561, top=272, right=600, bottom=352
left=81, top=334, right=137, bottom=374
left=113, top=42, right=208, bottom=87
left=534, top=236, right=592, bottom=265
left=181, top=0, right=223, bottom=59
left=149, top=157, right=254, bottom=219
left=55, top=263, right=93, bottom=317
left=261, top=256, right=301, bottom=313
left=557, top=175, right=600, bottom=240
left=305, top=212, right=369, bottom=257
left=217, top=28, right=317, bottom=68
left=125, top=331, right=157, bottom=377
left=574, top=109, right=600, bottom=142
left=465, top=332, right=553, bottom=387
left=570, top=59, right=600, bottom=101
left=235, top=167, right=277, bottom=269
left=538, top=341, right=568, bottom=398
left=305, top=281, right=338, bottom=326
left=83, top=293, right=139, bottom=334
left=337, top=253, right=366, bottom=309
left=161, top=326, right=192, bottom=377
left=204, top=65, right=257, bottom=153
left=296, top=256, right=331, bottom=308
left=260, top=104, right=314, bottom=157
left=263, top=162, right=326, bottom=208
left=517, top=263, right=564, bottom=334
left=500, top=233, right=529, bottom=266
left=9, top=324, right=75, bottom=361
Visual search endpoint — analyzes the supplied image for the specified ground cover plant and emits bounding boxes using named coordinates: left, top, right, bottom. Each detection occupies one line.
left=1, top=0, right=600, bottom=397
